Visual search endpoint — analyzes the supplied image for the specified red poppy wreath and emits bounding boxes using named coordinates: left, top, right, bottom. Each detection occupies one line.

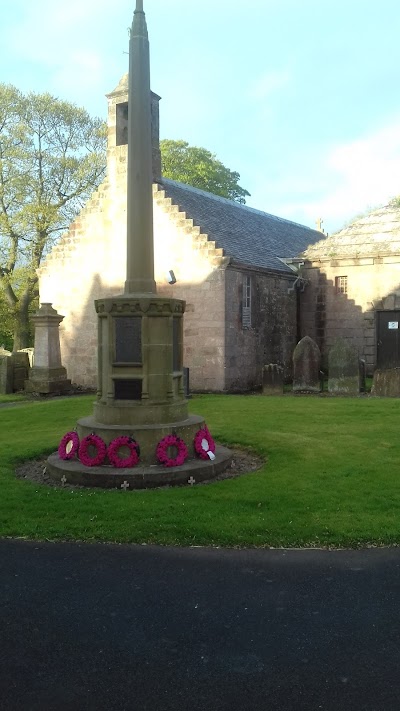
left=156, top=434, right=188, bottom=467
left=58, top=431, right=80, bottom=460
left=78, top=433, right=107, bottom=467
left=107, top=436, right=140, bottom=468
left=194, top=427, right=216, bottom=460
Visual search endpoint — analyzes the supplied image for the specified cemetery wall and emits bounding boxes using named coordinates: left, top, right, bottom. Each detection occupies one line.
left=300, top=257, right=400, bottom=373
left=224, top=267, right=297, bottom=391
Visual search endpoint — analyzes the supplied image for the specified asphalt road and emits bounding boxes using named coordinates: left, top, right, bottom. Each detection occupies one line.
left=1, top=540, right=400, bottom=711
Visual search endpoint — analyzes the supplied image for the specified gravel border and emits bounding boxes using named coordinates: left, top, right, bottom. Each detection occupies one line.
left=15, top=449, right=264, bottom=490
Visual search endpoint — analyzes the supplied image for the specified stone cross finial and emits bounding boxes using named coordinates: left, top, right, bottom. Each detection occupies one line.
left=315, top=217, right=324, bottom=232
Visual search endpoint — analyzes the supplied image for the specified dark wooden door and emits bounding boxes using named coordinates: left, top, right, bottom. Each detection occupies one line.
left=377, top=310, right=400, bottom=368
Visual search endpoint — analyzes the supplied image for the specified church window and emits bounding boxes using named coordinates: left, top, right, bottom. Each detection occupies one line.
left=335, top=276, right=348, bottom=295
left=242, top=275, right=252, bottom=328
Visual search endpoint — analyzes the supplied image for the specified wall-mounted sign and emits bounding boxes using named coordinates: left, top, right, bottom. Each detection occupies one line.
left=388, top=322, right=399, bottom=329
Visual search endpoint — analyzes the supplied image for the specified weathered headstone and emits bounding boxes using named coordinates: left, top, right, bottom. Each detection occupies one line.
left=25, top=303, right=71, bottom=394
left=293, top=336, right=321, bottom=393
left=18, top=348, right=34, bottom=368
left=11, top=351, right=30, bottom=391
left=371, top=368, right=400, bottom=397
left=0, top=348, right=13, bottom=394
left=262, top=363, right=284, bottom=395
left=328, top=339, right=360, bottom=394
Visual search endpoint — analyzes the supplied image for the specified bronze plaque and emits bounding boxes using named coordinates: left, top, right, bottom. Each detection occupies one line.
left=115, top=316, right=142, bottom=363
left=114, top=379, right=142, bottom=400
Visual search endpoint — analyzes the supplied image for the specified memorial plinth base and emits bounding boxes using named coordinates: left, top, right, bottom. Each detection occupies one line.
left=25, top=367, right=71, bottom=395
left=93, top=398, right=189, bottom=426
left=76, top=413, right=206, bottom=465
left=56, top=291, right=232, bottom=488
left=46, top=445, right=232, bottom=489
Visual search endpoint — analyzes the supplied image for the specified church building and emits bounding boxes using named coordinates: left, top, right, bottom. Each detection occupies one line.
left=298, top=204, right=400, bottom=374
left=38, top=74, right=323, bottom=391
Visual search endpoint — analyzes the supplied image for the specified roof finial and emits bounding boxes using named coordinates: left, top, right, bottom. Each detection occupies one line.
left=136, top=0, right=144, bottom=11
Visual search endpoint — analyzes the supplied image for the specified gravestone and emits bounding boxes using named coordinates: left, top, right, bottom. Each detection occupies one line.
left=262, top=363, right=284, bottom=395
left=18, top=348, right=34, bottom=367
left=25, top=303, right=71, bottom=394
left=0, top=348, right=13, bottom=394
left=371, top=368, right=400, bottom=397
left=293, top=336, right=321, bottom=393
left=11, top=351, right=30, bottom=391
left=328, top=339, right=360, bottom=394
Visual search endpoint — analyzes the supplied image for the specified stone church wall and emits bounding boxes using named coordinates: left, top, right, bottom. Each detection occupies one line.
left=38, top=75, right=231, bottom=393
left=224, top=267, right=297, bottom=391
left=38, top=178, right=228, bottom=392
left=300, top=257, right=400, bottom=373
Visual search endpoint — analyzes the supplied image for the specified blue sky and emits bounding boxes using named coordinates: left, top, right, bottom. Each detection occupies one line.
left=2, top=0, right=400, bottom=233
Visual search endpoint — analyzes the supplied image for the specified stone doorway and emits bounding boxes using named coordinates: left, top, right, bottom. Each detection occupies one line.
left=376, top=310, right=400, bottom=369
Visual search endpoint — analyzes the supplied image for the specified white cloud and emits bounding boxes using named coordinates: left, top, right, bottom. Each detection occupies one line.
left=252, top=119, right=400, bottom=232
left=303, top=121, right=400, bottom=227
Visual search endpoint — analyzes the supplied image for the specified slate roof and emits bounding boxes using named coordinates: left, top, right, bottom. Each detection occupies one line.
left=160, top=178, right=323, bottom=273
left=300, top=204, right=400, bottom=260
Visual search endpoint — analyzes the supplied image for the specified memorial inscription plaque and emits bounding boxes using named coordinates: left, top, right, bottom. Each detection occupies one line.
left=115, top=316, right=142, bottom=363
left=114, top=378, right=142, bottom=400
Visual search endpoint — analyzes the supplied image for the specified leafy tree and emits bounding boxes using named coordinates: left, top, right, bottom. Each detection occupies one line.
left=0, top=84, right=106, bottom=350
left=0, top=290, right=14, bottom=350
left=160, top=139, right=250, bottom=204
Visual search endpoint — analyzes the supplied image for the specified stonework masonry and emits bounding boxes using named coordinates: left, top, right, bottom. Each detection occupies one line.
left=38, top=180, right=228, bottom=391
left=300, top=257, right=400, bottom=373
left=225, top=266, right=297, bottom=390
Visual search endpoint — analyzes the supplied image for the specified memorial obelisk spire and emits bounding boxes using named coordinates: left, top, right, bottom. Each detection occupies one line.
left=46, top=0, right=232, bottom=488
left=125, top=0, right=156, bottom=295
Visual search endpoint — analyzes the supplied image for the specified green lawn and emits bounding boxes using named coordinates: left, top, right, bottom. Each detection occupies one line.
left=0, top=393, right=28, bottom=404
left=1, top=393, right=400, bottom=548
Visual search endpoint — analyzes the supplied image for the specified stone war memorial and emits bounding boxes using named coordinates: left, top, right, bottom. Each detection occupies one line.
left=47, top=0, right=231, bottom=488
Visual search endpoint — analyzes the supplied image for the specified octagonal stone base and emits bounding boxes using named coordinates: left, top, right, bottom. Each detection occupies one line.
left=46, top=445, right=232, bottom=489
left=76, top=414, right=207, bottom=465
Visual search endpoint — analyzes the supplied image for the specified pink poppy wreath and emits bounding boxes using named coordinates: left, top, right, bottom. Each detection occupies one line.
left=156, top=434, right=188, bottom=468
left=78, top=433, right=107, bottom=467
left=194, top=427, right=216, bottom=460
left=107, top=436, right=140, bottom=468
left=58, top=431, right=80, bottom=460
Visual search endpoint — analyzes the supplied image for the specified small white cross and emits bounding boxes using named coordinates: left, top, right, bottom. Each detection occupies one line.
left=61, top=475, right=67, bottom=487
left=188, top=476, right=196, bottom=486
left=121, top=480, right=130, bottom=491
